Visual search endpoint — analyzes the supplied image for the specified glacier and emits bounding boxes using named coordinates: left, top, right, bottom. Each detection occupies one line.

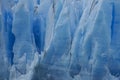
left=0, top=0, right=120, bottom=80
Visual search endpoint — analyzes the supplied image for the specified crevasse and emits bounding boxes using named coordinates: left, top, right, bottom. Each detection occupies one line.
left=0, top=0, right=120, bottom=80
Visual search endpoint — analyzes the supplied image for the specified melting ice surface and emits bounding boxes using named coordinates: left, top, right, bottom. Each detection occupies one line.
left=0, top=0, right=120, bottom=80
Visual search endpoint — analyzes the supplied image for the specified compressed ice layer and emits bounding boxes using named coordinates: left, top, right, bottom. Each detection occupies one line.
left=0, top=0, right=120, bottom=80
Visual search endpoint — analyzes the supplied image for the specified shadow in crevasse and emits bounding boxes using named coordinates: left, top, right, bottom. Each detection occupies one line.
left=31, top=64, right=54, bottom=80
left=31, top=63, right=72, bottom=80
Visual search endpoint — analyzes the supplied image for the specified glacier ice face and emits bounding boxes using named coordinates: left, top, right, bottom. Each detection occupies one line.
left=0, top=0, right=120, bottom=80
left=12, top=0, right=35, bottom=74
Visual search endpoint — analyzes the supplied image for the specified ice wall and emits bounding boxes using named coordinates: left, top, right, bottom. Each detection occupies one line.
left=0, top=0, right=120, bottom=80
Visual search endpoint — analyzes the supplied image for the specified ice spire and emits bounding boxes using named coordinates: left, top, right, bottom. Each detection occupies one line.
left=12, top=0, right=35, bottom=77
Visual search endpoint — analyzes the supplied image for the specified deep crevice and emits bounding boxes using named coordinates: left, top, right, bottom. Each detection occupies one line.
left=110, top=3, right=115, bottom=40
left=3, top=11, right=15, bottom=65
left=33, top=18, right=41, bottom=54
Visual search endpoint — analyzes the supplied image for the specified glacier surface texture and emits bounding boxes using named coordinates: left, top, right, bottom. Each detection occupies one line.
left=0, top=0, right=120, bottom=80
